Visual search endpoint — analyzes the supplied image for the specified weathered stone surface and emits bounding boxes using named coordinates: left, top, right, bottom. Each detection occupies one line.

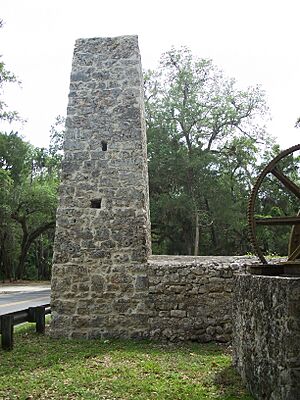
left=50, top=35, right=151, bottom=339
left=147, top=255, right=256, bottom=342
left=233, top=274, right=300, bottom=400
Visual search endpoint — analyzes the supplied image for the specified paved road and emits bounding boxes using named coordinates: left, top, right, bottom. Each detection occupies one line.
left=0, top=288, right=51, bottom=316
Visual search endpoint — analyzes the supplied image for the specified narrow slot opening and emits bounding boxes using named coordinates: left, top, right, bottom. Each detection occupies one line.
left=101, top=141, right=107, bottom=151
left=91, top=199, right=102, bottom=209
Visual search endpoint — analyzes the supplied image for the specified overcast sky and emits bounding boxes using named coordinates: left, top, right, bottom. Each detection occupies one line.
left=1, top=0, right=300, bottom=149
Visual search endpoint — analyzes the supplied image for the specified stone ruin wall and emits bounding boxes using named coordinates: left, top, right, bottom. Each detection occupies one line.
left=147, top=256, right=255, bottom=342
left=51, top=36, right=151, bottom=339
left=51, top=35, right=260, bottom=342
left=233, top=274, right=300, bottom=399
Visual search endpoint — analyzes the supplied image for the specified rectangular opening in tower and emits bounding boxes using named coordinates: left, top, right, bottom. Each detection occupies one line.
left=90, top=199, right=102, bottom=209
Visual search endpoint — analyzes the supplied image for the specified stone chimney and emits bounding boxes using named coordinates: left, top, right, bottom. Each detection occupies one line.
left=50, top=36, right=151, bottom=339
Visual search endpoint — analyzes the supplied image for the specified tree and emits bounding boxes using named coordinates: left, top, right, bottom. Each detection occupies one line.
left=0, top=133, right=33, bottom=280
left=0, top=131, right=31, bottom=183
left=11, top=181, right=57, bottom=279
left=0, top=131, right=59, bottom=280
left=0, top=169, right=15, bottom=280
left=47, top=115, right=65, bottom=178
left=0, top=20, right=20, bottom=123
left=145, top=47, right=270, bottom=255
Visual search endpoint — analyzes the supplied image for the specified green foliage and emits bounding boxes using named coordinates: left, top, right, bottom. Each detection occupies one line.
left=0, top=131, right=32, bottom=183
left=0, top=20, right=20, bottom=123
left=146, top=47, right=271, bottom=256
left=0, top=131, right=60, bottom=280
left=0, top=325, right=253, bottom=399
left=0, top=168, right=17, bottom=279
left=48, top=115, right=65, bottom=178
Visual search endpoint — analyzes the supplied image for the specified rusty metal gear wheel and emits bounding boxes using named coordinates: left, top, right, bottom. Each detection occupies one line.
left=248, top=144, right=300, bottom=264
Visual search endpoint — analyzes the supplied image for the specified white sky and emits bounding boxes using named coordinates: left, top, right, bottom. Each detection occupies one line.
left=1, top=0, right=300, bottom=149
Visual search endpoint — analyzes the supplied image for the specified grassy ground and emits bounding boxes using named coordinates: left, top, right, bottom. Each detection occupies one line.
left=0, top=324, right=253, bottom=400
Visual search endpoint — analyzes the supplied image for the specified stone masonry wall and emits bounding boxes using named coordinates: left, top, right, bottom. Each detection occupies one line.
left=51, top=36, right=151, bottom=339
left=147, top=256, right=255, bottom=342
left=52, top=248, right=258, bottom=340
left=233, top=274, right=300, bottom=400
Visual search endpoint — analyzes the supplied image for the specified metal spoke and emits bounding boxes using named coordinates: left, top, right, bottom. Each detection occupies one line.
left=270, top=167, right=300, bottom=200
left=255, top=216, right=300, bottom=225
left=288, top=242, right=300, bottom=261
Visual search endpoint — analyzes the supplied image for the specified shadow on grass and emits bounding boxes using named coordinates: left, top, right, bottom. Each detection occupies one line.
left=213, top=366, right=254, bottom=400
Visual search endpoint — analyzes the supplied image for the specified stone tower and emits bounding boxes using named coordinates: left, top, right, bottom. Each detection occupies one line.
left=50, top=36, right=151, bottom=339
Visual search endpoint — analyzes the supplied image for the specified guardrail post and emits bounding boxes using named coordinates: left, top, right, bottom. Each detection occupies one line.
left=28, top=307, right=35, bottom=322
left=1, top=315, right=14, bottom=350
left=35, top=306, right=46, bottom=334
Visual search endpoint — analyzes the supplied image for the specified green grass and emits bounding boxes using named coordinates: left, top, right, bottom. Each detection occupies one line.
left=0, top=323, right=253, bottom=400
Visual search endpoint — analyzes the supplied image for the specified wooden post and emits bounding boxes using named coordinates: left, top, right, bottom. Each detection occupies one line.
left=35, top=306, right=45, bottom=334
left=1, top=315, right=14, bottom=350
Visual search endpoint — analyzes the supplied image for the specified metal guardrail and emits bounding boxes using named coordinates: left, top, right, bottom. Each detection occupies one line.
left=0, top=304, right=51, bottom=350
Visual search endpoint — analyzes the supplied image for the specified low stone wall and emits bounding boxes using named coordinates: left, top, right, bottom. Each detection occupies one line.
left=147, top=255, right=256, bottom=342
left=233, top=274, right=300, bottom=400
left=51, top=255, right=259, bottom=341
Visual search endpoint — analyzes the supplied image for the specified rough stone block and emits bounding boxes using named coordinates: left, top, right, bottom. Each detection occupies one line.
left=233, top=274, right=300, bottom=400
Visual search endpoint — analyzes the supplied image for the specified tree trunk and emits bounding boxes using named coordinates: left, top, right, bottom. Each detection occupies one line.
left=35, top=239, right=41, bottom=280
left=204, top=198, right=217, bottom=249
left=13, top=220, right=55, bottom=280
left=0, top=233, right=13, bottom=281
left=187, top=244, right=192, bottom=255
left=194, top=212, right=200, bottom=256
left=16, top=237, right=30, bottom=280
